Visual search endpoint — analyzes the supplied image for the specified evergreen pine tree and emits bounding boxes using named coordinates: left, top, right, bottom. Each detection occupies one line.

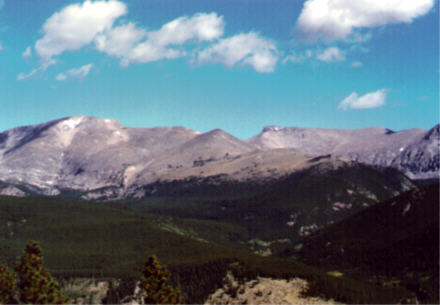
left=0, top=265, right=17, bottom=304
left=14, top=241, right=68, bottom=304
left=140, top=255, right=181, bottom=304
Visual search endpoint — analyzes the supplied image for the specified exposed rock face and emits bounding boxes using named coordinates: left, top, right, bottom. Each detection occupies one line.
left=59, top=274, right=338, bottom=304
left=0, top=116, right=201, bottom=197
left=249, top=126, right=393, bottom=154
left=0, top=117, right=436, bottom=199
left=248, top=125, right=438, bottom=180
left=391, top=124, right=439, bottom=179
left=205, top=272, right=338, bottom=305
left=61, top=278, right=113, bottom=304
left=0, top=185, right=26, bottom=197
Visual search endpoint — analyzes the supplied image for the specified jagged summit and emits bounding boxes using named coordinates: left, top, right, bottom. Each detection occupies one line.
left=424, top=124, right=440, bottom=140
left=0, top=117, right=437, bottom=199
left=260, top=125, right=391, bottom=135
left=182, top=128, right=254, bottom=152
left=248, top=124, right=436, bottom=179
left=173, top=128, right=256, bottom=162
left=262, top=126, right=283, bottom=132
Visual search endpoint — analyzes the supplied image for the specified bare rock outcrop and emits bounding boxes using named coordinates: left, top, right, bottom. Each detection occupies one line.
left=205, top=272, right=339, bottom=305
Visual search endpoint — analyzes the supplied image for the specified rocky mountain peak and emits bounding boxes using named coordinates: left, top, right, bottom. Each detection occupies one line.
left=262, top=126, right=283, bottom=132
left=205, top=128, right=228, bottom=136
left=179, top=128, right=255, bottom=154
left=424, top=124, right=440, bottom=141
left=0, top=117, right=437, bottom=200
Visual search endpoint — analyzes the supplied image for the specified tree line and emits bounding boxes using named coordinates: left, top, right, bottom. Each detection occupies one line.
left=0, top=241, right=181, bottom=304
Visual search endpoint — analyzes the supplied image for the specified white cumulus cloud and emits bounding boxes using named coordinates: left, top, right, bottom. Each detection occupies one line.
left=195, top=32, right=279, bottom=73
left=22, top=0, right=278, bottom=77
left=28, top=1, right=224, bottom=69
left=147, top=12, right=224, bottom=46
left=297, top=0, right=435, bottom=41
left=338, top=88, right=389, bottom=110
left=121, top=12, right=224, bottom=65
left=95, top=22, right=147, bottom=60
left=22, top=46, right=32, bottom=58
left=55, top=63, right=94, bottom=81
left=317, top=47, right=345, bottom=62
left=35, top=0, right=126, bottom=59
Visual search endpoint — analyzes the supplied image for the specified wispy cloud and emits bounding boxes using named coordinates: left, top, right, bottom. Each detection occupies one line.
left=351, top=61, right=363, bottom=68
left=297, top=0, right=435, bottom=41
left=284, top=47, right=348, bottom=65
left=338, top=89, right=389, bottom=110
left=194, top=32, right=279, bottom=73
left=99, top=12, right=225, bottom=66
left=31, top=1, right=223, bottom=67
left=317, top=47, right=345, bottom=62
left=22, top=46, right=32, bottom=58
left=20, top=0, right=285, bottom=78
left=282, top=54, right=303, bottom=64
left=19, top=0, right=233, bottom=77
left=17, top=58, right=56, bottom=81
left=282, top=50, right=313, bottom=64
left=22, top=0, right=431, bottom=78
left=55, top=64, right=94, bottom=81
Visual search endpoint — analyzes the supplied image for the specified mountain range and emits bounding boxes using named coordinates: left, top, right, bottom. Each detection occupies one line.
left=0, top=116, right=438, bottom=304
left=0, top=116, right=437, bottom=199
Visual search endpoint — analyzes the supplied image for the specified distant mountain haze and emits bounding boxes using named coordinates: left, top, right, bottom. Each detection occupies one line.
left=0, top=116, right=437, bottom=199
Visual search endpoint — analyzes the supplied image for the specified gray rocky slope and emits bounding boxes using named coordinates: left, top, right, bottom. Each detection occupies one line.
left=248, top=124, right=439, bottom=180
left=0, top=116, right=437, bottom=198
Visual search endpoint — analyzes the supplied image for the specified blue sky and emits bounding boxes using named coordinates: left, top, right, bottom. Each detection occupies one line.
left=0, top=0, right=438, bottom=139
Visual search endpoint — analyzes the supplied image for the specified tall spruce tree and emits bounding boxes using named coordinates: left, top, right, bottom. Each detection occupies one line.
left=14, top=241, right=68, bottom=304
left=140, top=255, right=181, bottom=304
